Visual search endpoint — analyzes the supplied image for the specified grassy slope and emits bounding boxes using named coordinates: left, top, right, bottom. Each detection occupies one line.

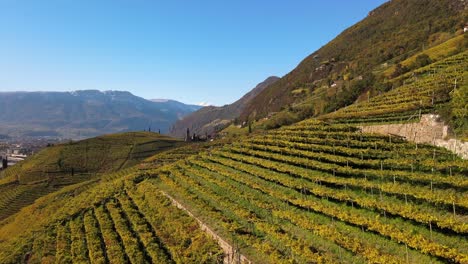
left=0, top=132, right=181, bottom=184
left=231, top=32, right=467, bottom=137
left=317, top=40, right=468, bottom=140
left=381, top=34, right=466, bottom=76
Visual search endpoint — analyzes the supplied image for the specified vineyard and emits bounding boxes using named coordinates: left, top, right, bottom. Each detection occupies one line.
left=140, top=139, right=231, bottom=171
left=0, top=176, right=96, bottom=221
left=381, top=34, right=466, bottom=78
left=0, top=118, right=466, bottom=263
left=0, top=132, right=182, bottom=223
left=0, top=0, right=467, bottom=262
left=143, top=119, right=467, bottom=263
left=321, top=50, right=467, bottom=124
left=0, top=176, right=223, bottom=264
left=0, top=119, right=466, bottom=263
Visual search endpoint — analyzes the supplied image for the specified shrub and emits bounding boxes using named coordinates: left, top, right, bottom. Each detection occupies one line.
left=264, top=111, right=300, bottom=130
left=412, top=54, right=432, bottom=69
left=391, top=63, right=409, bottom=78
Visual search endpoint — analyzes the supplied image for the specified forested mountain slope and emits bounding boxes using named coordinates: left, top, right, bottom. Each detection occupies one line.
left=240, top=0, right=467, bottom=124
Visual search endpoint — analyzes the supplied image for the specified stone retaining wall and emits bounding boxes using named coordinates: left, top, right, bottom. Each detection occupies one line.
left=161, top=191, right=251, bottom=264
left=360, top=114, right=467, bottom=159
left=434, top=139, right=468, bottom=159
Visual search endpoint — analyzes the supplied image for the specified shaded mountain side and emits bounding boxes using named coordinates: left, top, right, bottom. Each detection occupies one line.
left=0, top=90, right=202, bottom=139
left=170, top=76, right=279, bottom=138
left=149, top=99, right=202, bottom=117
left=240, top=0, right=467, bottom=122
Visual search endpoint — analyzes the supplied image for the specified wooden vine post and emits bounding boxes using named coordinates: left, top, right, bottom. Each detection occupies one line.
left=453, top=201, right=456, bottom=218
left=429, top=221, right=433, bottom=241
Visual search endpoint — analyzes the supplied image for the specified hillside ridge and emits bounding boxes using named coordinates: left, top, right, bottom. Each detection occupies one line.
left=170, top=76, right=279, bottom=138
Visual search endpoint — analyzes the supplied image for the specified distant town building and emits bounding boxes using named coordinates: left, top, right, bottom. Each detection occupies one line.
left=8, top=154, right=26, bottom=166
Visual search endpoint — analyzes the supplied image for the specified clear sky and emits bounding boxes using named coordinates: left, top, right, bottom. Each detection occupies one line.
left=0, top=0, right=387, bottom=106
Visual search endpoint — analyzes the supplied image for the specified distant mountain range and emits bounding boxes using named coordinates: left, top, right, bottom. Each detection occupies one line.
left=170, top=76, right=279, bottom=138
left=0, top=90, right=202, bottom=139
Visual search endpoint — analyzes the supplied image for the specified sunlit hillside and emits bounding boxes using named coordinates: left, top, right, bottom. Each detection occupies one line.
left=0, top=132, right=182, bottom=221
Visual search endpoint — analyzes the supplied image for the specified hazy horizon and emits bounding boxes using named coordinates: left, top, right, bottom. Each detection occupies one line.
left=0, top=89, right=210, bottom=106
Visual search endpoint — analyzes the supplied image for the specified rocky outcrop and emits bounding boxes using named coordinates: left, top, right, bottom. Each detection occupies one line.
left=434, top=139, right=468, bottom=159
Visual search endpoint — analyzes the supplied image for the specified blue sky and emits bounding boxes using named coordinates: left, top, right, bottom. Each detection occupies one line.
left=0, top=0, right=387, bottom=106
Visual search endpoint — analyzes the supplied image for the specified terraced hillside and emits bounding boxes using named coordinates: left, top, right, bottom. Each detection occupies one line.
left=0, top=132, right=182, bottom=221
left=140, top=139, right=231, bottom=170
left=321, top=50, right=467, bottom=125
left=29, top=189, right=221, bottom=264
left=150, top=119, right=467, bottom=263
left=381, top=34, right=467, bottom=78
left=0, top=119, right=467, bottom=263
left=0, top=132, right=182, bottom=185
left=0, top=177, right=222, bottom=264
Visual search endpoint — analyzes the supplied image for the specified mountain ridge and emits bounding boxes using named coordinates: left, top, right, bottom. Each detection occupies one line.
left=0, top=90, right=202, bottom=139
left=169, top=76, right=279, bottom=138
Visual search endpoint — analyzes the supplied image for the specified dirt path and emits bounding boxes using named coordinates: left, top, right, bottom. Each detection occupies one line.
left=161, top=191, right=251, bottom=264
